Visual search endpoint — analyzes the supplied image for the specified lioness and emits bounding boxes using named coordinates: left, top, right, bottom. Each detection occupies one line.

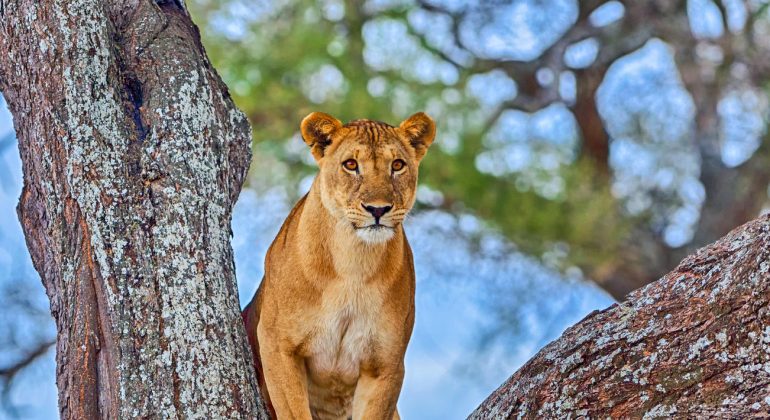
left=242, top=111, right=435, bottom=419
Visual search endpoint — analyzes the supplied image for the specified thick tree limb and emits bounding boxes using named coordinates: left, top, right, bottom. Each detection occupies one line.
left=471, top=214, right=770, bottom=418
left=0, top=0, right=268, bottom=418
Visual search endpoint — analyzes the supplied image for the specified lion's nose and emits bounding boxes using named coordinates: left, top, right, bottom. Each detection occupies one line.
left=362, top=203, right=393, bottom=223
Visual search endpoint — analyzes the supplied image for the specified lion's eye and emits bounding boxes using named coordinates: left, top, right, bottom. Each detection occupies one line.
left=343, top=159, right=358, bottom=172
left=391, top=159, right=406, bottom=172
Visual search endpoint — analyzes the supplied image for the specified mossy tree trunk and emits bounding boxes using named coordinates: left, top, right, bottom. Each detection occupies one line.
left=0, top=0, right=268, bottom=418
left=471, top=214, right=770, bottom=419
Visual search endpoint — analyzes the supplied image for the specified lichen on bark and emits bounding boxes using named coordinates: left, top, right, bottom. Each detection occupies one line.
left=0, top=0, right=267, bottom=418
left=471, top=214, right=770, bottom=419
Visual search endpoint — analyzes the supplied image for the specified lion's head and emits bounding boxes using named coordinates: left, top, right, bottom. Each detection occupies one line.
left=300, top=111, right=435, bottom=244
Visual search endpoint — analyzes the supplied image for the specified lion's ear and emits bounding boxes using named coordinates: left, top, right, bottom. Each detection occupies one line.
left=399, top=112, right=435, bottom=161
left=301, top=112, right=343, bottom=161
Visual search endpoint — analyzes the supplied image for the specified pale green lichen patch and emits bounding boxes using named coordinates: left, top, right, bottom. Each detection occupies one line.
left=642, top=403, right=677, bottom=419
left=688, top=336, right=713, bottom=361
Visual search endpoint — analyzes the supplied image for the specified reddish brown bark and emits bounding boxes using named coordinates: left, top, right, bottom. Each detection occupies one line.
left=471, top=214, right=770, bottom=418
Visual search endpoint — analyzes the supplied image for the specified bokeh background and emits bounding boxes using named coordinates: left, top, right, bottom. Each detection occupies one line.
left=2, top=0, right=770, bottom=418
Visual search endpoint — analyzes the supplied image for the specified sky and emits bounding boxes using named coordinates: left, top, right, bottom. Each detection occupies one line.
left=0, top=96, right=614, bottom=419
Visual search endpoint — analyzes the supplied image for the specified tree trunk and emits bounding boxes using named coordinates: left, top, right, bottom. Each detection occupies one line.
left=470, top=214, right=770, bottom=418
left=0, top=1, right=268, bottom=418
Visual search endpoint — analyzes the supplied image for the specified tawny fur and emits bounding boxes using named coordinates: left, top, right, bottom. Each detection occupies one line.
left=242, top=112, right=435, bottom=420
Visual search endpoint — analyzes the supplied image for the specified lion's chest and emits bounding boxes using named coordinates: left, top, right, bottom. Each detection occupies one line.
left=305, top=278, right=381, bottom=388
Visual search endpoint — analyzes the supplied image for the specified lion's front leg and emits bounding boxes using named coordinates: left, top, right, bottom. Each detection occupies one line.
left=258, top=323, right=312, bottom=420
left=351, top=365, right=404, bottom=420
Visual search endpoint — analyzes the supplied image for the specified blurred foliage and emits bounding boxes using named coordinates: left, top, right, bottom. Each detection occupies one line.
left=189, top=0, right=625, bottom=271
left=189, top=0, right=770, bottom=298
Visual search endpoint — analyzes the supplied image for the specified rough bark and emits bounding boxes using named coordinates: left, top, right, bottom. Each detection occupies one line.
left=0, top=1, right=268, bottom=418
left=471, top=214, right=770, bottom=419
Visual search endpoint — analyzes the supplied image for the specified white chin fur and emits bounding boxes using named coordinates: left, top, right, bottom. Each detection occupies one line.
left=355, top=227, right=395, bottom=244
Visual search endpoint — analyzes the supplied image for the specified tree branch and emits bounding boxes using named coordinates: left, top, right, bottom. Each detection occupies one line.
left=0, top=339, right=55, bottom=412
left=0, top=340, right=55, bottom=381
left=471, top=214, right=770, bottom=418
